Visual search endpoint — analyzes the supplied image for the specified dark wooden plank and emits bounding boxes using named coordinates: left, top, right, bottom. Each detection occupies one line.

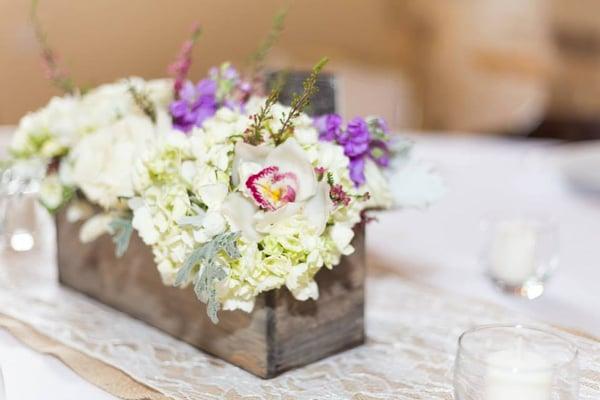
left=56, top=210, right=365, bottom=378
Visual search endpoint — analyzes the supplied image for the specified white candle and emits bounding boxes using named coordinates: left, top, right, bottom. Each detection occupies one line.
left=489, top=221, right=538, bottom=285
left=484, top=346, right=553, bottom=400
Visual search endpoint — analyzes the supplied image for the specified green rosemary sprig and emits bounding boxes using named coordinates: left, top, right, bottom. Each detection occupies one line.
left=127, top=82, right=157, bottom=123
left=326, top=171, right=335, bottom=186
left=273, top=57, right=328, bottom=145
left=243, top=84, right=281, bottom=145
left=30, top=0, right=77, bottom=94
left=243, top=69, right=288, bottom=145
left=247, top=5, right=289, bottom=76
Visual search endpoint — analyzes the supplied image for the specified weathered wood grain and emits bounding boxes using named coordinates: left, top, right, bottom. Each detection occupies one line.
left=56, top=211, right=365, bottom=378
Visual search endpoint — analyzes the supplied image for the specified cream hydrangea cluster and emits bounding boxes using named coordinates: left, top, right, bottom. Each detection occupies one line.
left=10, top=78, right=173, bottom=211
left=131, top=98, right=381, bottom=313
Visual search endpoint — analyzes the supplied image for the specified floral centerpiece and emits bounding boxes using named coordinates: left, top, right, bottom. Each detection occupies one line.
left=8, top=6, right=443, bottom=326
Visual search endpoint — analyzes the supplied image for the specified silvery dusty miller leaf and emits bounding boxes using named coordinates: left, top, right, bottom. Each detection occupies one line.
left=175, top=232, right=241, bottom=323
left=109, top=217, right=133, bottom=258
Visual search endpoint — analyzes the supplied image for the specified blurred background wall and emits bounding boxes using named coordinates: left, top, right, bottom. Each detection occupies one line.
left=1, top=0, right=600, bottom=139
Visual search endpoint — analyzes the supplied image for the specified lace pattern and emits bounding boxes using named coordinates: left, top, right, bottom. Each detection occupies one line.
left=0, top=246, right=598, bottom=399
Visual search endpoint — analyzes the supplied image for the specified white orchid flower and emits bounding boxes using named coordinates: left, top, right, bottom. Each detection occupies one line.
left=222, top=138, right=332, bottom=241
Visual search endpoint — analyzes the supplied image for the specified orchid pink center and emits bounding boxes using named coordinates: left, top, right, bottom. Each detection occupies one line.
left=246, top=166, right=298, bottom=211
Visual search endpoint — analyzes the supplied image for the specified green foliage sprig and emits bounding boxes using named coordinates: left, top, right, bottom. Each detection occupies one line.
left=273, top=57, right=328, bottom=145
left=243, top=71, right=291, bottom=145
left=174, top=232, right=241, bottom=323
left=109, top=216, right=134, bottom=258
left=248, top=5, right=289, bottom=76
left=127, top=82, right=157, bottom=123
left=30, top=0, right=77, bottom=94
left=243, top=90, right=278, bottom=145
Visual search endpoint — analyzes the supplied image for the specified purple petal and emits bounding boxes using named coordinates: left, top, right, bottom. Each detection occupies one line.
left=238, top=81, right=252, bottom=94
left=315, top=114, right=342, bottom=142
left=223, top=65, right=239, bottom=81
left=346, top=117, right=371, bottom=144
left=197, top=79, right=217, bottom=96
left=179, top=81, right=197, bottom=102
left=169, top=100, right=188, bottom=117
left=348, top=157, right=366, bottom=187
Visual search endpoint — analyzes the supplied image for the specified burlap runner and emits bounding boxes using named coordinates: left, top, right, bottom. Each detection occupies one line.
left=0, top=314, right=168, bottom=400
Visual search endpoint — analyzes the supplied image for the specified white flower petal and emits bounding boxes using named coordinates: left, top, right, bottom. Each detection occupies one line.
left=222, top=298, right=255, bottom=313
left=180, top=160, right=196, bottom=183
left=302, top=181, right=333, bottom=235
left=254, top=203, right=302, bottom=233
left=132, top=206, right=160, bottom=245
left=221, top=193, right=261, bottom=242
left=265, top=138, right=317, bottom=201
left=66, top=200, right=94, bottom=223
left=285, top=263, right=319, bottom=301
left=79, top=214, right=112, bottom=243
left=329, top=223, right=355, bottom=255
left=197, top=183, right=228, bottom=209
left=232, top=142, right=270, bottom=186
left=202, top=211, right=226, bottom=237
left=363, top=159, right=393, bottom=209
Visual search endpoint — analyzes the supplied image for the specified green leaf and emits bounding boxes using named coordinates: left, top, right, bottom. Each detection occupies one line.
left=174, top=232, right=241, bottom=323
left=194, top=258, right=227, bottom=323
left=109, top=216, right=133, bottom=258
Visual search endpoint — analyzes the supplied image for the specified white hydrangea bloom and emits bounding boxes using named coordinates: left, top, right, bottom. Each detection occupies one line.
left=68, top=115, right=159, bottom=209
left=10, top=96, right=80, bottom=159
left=132, top=100, right=368, bottom=312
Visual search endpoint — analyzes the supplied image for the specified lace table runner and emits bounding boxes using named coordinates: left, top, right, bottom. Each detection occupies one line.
left=0, top=250, right=598, bottom=400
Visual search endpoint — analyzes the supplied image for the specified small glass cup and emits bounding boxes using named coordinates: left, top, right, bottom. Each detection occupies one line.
left=480, top=215, right=559, bottom=299
left=454, top=324, right=579, bottom=400
left=0, top=161, right=44, bottom=253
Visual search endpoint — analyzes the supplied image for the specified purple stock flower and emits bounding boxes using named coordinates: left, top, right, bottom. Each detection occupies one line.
left=170, top=79, right=218, bottom=133
left=339, top=117, right=370, bottom=157
left=315, top=114, right=343, bottom=141
left=348, top=157, right=366, bottom=186
left=337, top=117, right=370, bottom=186
left=315, top=114, right=392, bottom=187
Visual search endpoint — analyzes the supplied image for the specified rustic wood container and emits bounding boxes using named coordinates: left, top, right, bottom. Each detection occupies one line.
left=55, top=211, right=365, bottom=378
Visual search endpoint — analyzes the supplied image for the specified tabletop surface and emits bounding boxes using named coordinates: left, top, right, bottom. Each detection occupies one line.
left=0, top=129, right=599, bottom=399
left=370, top=134, right=600, bottom=336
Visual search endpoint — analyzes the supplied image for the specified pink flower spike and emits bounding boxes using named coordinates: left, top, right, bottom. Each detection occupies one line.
left=169, top=23, right=202, bottom=95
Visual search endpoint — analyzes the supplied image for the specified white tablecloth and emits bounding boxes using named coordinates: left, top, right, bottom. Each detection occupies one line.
left=370, top=134, right=600, bottom=336
left=1, top=131, right=599, bottom=399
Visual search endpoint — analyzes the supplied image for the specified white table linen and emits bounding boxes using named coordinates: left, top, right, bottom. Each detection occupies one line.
left=370, top=134, right=600, bottom=336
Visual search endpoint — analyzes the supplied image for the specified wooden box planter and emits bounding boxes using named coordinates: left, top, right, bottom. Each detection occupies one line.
left=55, top=211, right=365, bottom=378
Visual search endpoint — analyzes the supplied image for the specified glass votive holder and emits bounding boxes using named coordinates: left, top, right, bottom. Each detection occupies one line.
left=0, top=162, right=43, bottom=253
left=480, top=215, right=559, bottom=299
left=454, top=324, right=579, bottom=400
